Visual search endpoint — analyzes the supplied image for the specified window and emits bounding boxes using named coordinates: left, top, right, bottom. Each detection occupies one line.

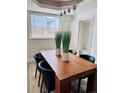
left=30, top=12, right=59, bottom=39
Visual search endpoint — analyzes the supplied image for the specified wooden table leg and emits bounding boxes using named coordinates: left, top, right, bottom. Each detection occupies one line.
left=86, top=69, right=97, bottom=93
left=55, top=76, right=71, bottom=93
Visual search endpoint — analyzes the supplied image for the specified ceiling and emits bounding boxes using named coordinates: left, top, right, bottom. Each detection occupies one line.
left=36, top=0, right=84, bottom=7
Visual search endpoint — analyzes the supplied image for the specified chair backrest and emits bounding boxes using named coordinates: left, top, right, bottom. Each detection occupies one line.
left=33, top=52, right=45, bottom=64
left=79, top=54, right=95, bottom=63
left=38, top=61, right=55, bottom=92
left=68, top=49, right=77, bottom=55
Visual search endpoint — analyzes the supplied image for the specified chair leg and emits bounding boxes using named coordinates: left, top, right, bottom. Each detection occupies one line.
left=35, top=67, right=37, bottom=78
left=40, top=76, right=43, bottom=92
left=47, top=90, right=50, bottom=93
left=77, top=78, right=82, bottom=93
left=38, top=72, right=41, bottom=87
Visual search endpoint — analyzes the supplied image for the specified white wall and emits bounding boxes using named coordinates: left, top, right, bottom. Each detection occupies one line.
left=60, top=15, right=73, bottom=31
left=70, top=22, right=79, bottom=50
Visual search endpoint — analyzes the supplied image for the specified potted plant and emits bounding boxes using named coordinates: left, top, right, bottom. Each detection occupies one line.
left=55, top=31, right=62, bottom=56
left=62, top=31, right=71, bottom=61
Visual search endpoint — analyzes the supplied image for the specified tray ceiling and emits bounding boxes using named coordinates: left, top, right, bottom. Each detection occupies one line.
left=36, top=0, right=84, bottom=7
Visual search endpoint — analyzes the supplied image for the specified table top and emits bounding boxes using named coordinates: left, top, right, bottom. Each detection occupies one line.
left=40, top=50, right=97, bottom=81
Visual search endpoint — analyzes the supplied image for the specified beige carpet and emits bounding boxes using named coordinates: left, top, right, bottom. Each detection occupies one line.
left=27, top=62, right=87, bottom=93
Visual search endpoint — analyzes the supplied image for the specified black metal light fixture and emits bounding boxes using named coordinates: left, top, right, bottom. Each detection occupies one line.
left=60, top=5, right=76, bottom=16
left=68, top=8, right=70, bottom=13
left=73, top=5, right=76, bottom=10
left=60, top=12, right=62, bottom=16
left=64, top=10, right=66, bottom=14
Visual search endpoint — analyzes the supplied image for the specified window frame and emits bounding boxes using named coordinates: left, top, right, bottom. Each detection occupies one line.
left=28, top=11, right=60, bottom=40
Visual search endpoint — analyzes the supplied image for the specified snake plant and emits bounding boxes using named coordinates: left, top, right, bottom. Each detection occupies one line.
left=55, top=32, right=62, bottom=49
left=62, top=31, right=71, bottom=53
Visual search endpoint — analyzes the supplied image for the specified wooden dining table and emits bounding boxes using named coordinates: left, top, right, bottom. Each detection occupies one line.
left=40, top=50, right=97, bottom=93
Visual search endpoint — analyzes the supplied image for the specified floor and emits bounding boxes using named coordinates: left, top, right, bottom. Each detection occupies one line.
left=27, top=62, right=87, bottom=93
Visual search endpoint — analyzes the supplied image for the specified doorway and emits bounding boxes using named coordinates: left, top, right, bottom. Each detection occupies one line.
left=78, top=19, right=93, bottom=54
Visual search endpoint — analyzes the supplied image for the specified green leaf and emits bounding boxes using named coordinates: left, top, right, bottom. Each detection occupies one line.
left=62, top=31, right=71, bottom=53
left=55, top=32, right=62, bottom=49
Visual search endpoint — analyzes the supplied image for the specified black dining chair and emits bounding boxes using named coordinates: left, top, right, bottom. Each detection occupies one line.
left=38, top=61, right=55, bottom=93
left=77, top=54, right=95, bottom=93
left=68, top=49, right=77, bottom=55
left=33, top=52, right=46, bottom=87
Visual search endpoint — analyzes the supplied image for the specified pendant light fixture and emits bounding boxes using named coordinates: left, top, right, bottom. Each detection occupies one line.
left=60, top=4, right=77, bottom=16
left=64, top=10, right=66, bottom=14
left=73, top=5, right=76, bottom=10
left=68, top=8, right=70, bottom=13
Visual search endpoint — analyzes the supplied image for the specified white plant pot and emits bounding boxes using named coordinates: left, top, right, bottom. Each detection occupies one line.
left=62, top=52, right=69, bottom=61
left=56, top=48, right=61, bottom=56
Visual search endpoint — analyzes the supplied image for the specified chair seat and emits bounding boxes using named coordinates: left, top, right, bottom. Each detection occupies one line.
left=68, top=49, right=77, bottom=55
left=79, top=54, right=95, bottom=63
left=38, top=61, right=55, bottom=92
